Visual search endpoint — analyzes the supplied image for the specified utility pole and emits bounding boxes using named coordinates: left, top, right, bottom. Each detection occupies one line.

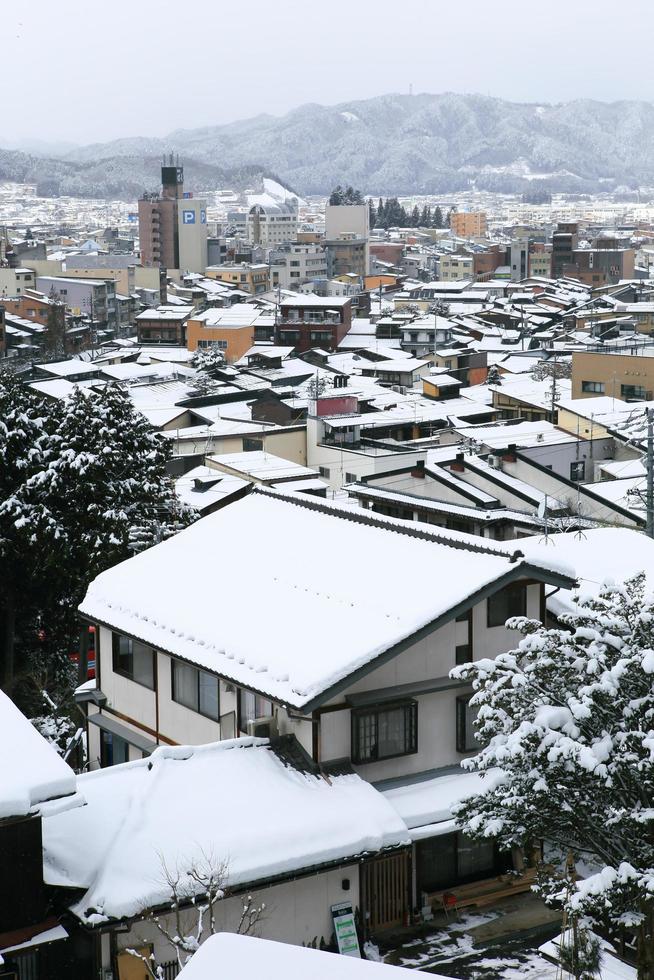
left=647, top=407, right=654, bottom=539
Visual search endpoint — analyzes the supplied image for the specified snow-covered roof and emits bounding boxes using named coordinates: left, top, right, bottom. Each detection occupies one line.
left=380, top=766, right=499, bottom=837
left=0, top=689, right=77, bottom=820
left=176, top=934, right=455, bottom=980
left=42, top=738, right=409, bottom=924
left=502, top=528, right=654, bottom=618
left=36, top=359, right=98, bottom=378
left=79, top=488, right=575, bottom=710
left=175, top=466, right=250, bottom=512
left=207, top=451, right=318, bottom=482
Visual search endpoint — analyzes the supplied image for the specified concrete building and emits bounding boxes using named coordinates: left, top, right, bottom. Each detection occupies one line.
left=205, top=263, right=269, bottom=295
left=275, top=295, right=352, bottom=352
left=510, top=238, right=529, bottom=282
left=138, top=159, right=207, bottom=273
left=439, top=253, right=474, bottom=281
left=247, top=203, right=298, bottom=246
left=35, top=276, right=117, bottom=332
left=529, top=244, right=551, bottom=278
left=566, top=238, right=635, bottom=287
left=450, top=211, right=487, bottom=238
left=0, top=267, right=36, bottom=298
left=571, top=348, right=654, bottom=401
left=325, top=203, right=370, bottom=276
left=551, top=222, right=579, bottom=279
left=186, top=304, right=275, bottom=360
left=270, top=242, right=327, bottom=289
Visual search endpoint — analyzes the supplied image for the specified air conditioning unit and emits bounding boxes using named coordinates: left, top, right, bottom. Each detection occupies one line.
left=247, top=715, right=278, bottom=739
left=488, top=455, right=502, bottom=470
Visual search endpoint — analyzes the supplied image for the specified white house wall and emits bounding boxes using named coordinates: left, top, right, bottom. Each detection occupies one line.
left=112, top=864, right=360, bottom=968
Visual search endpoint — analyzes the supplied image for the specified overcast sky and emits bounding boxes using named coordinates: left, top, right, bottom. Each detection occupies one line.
left=6, top=0, right=654, bottom=146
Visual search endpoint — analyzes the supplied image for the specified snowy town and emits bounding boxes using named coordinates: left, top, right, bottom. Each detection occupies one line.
left=2, top=4, right=654, bottom=980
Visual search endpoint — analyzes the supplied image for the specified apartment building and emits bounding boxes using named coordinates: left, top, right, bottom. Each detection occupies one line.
left=274, top=295, right=352, bottom=352
left=439, top=253, right=474, bottom=281
left=35, top=275, right=117, bottom=332
left=449, top=211, right=487, bottom=238
left=270, top=242, right=327, bottom=289
left=247, top=202, right=298, bottom=246
left=0, top=267, right=36, bottom=297
left=325, top=203, right=370, bottom=277
left=205, top=263, right=270, bottom=295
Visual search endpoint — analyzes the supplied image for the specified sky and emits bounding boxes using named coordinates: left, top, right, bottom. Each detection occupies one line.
left=5, top=0, right=654, bottom=146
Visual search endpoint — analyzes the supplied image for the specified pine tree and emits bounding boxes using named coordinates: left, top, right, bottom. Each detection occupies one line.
left=190, top=346, right=225, bottom=394
left=329, top=185, right=344, bottom=206
left=452, top=574, right=654, bottom=980
left=420, top=205, right=429, bottom=227
left=0, top=375, right=59, bottom=692
left=410, top=205, right=420, bottom=227
left=377, top=198, right=385, bottom=229
left=433, top=206, right=444, bottom=229
left=368, top=199, right=376, bottom=230
left=0, top=380, right=195, bottom=703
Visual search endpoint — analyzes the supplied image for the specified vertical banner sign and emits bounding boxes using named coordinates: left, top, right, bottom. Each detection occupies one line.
left=331, top=903, right=361, bottom=958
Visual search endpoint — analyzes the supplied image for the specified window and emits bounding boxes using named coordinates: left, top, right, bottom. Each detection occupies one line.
left=243, top=438, right=264, bottom=451
left=112, top=634, right=155, bottom=688
left=345, top=472, right=358, bottom=483
left=352, top=701, right=418, bottom=764
left=171, top=659, right=220, bottom=720
left=100, top=730, right=129, bottom=767
left=319, top=466, right=330, bottom=478
left=621, top=383, right=648, bottom=400
left=238, top=689, right=273, bottom=731
left=581, top=381, right=605, bottom=394
left=455, top=644, right=472, bottom=665
left=456, top=695, right=479, bottom=752
left=416, top=833, right=500, bottom=894
left=570, top=460, right=585, bottom=482
left=487, top=583, right=526, bottom=627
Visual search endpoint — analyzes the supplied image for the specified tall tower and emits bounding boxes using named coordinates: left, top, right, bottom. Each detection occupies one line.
left=138, top=155, right=184, bottom=270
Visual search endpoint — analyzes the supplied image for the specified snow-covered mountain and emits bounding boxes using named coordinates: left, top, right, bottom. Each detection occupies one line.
left=5, top=93, right=654, bottom=197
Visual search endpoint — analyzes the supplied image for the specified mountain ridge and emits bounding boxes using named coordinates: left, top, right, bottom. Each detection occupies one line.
left=2, top=92, right=654, bottom=198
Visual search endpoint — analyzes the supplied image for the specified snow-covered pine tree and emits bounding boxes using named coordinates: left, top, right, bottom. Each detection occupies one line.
left=190, top=346, right=226, bottom=395
left=451, top=574, right=654, bottom=979
left=0, top=374, right=63, bottom=691
left=4, top=383, right=195, bottom=699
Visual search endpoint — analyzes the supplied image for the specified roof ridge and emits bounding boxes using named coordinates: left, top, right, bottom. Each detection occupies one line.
left=251, top=486, right=523, bottom=561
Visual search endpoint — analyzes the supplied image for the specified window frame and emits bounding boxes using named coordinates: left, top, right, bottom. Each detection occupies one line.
left=486, top=582, right=526, bottom=628
left=456, top=694, right=479, bottom=753
left=351, top=700, right=418, bottom=765
left=111, top=634, right=156, bottom=690
left=171, top=658, right=220, bottom=721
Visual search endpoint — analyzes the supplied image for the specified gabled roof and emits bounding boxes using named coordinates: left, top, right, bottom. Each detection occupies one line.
left=79, top=487, right=575, bottom=711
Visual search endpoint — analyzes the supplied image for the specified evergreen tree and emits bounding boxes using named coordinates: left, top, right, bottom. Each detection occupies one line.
left=377, top=198, right=384, bottom=228
left=420, top=205, right=430, bottom=227
left=0, top=375, right=59, bottom=692
left=329, top=185, right=344, bottom=206
left=433, top=206, right=444, bottom=229
left=190, top=346, right=226, bottom=395
left=452, top=574, right=654, bottom=980
left=410, top=205, right=420, bottom=227
left=0, top=380, right=194, bottom=703
left=368, top=198, right=376, bottom=230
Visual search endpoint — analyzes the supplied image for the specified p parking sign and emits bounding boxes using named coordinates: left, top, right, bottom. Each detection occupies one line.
left=182, top=209, right=196, bottom=224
